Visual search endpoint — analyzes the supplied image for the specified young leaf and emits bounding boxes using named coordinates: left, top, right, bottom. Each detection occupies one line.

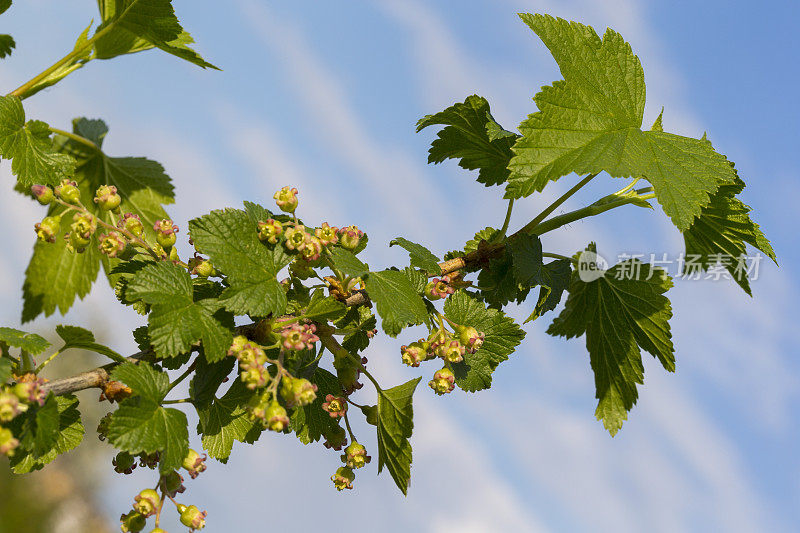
left=547, top=249, right=674, bottom=435
left=364, top=270, right=428, bottom=337
left=389, top=237, right=441, bottom=274
left=126, top=262, right=233, bottom=362
left=507, top=14, right=737, bottom=230
left=525, top=259, right=571, bottom=323
left=195, top=378, right=261, bottom=462
left=444, top=290, right=526, bottom=391
left=0, top=327, right=50, bottom=355
left=55, top=324, right=125, bottom=363
left=304, top=289, right=347, bottom=322
left=376, top=377, right=421, bottom=495
left=110, top=361, right=170, bottom=403
left=10, top=395, right=84, bottom=474
left=189, top=208, right=292, bottom=318
left=0, top=96, right=75, bottom=186
left=417, top=95, right=518, bottom=186
left=328, top=247, right=369, bottom=278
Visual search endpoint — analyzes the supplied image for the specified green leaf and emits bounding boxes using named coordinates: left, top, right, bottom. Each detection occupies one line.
left=682, top=172, right=776, bottom=295
left=335, top=306, right=378, bottom=354
left=463, top=227, right=501, bottom=255
left=16, top=394, right=60, bottom=458
left=443, top=290, right=526, bottom=391
left=10, top=395, right=84, bottom=474
left=290, top=368, right=342, bottom=445
left=0, top=34, right=15, bottom=58
left=365, top=270, right=428, bottom=337
left=328, top=247, right=369, bottom=278
left=195, top=379, right=261, bottom=462
left=0, top=327, right=50, bottom=355
left=189, top=356, right=235, bottom=408
left=0, top=1, right=12, bottom=15
left=390, top=237, right=441, bottom=274
left=189, top=209, right=292, bottom=318
left=376, top=377, right=421, bottom=495
left=0, top=358, right=12, bottom=384
left=55, top=324, right=125, bottom=363
left=108, top=397, right=189, bottom=472
left=417, top=95, right=518, bottom=186
left=525, top=259, right=571, bottom=323
left=507, top=14, right=737, bottom=230
left=304, top=289, right=347, bottom=322
left=0, top=96, right=75, bottom=186
left=508, top=233, right=543, bottom=287
left=110, top=361, right=170, bottom=403
left=22, top=118, right=174, bottom=322
left=94, top=0, right=218, bottom=69
left=477, top=246, right=533, bottom=308
left=127, top=262, right=233, bottom=362
left=547, top=250, right=674, bottom=435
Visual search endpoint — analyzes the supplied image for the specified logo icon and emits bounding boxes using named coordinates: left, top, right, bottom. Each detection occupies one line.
left=577, top=250, right=608, bottom=282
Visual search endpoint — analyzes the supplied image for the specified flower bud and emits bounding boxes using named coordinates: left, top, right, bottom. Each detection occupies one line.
left=0, top=427, right=19, bottom=457
left=182, top=449, right=207, bottom=479
left=331, top=466, right=355, bottom=491
left=273, top=186, right=299, bottom=213
left=264, top=400, right=290, bottom=432
left=153, top=219, right=179, bottom=249
left=438, top=339, right=465, bottom=364
left=188, top=256, right=216, bottom=278
left=113, top=451, right=137, bottom=474
left=118, top=213, right=144, bottom=237
left=31, top=184, right=54, bottom=205
left=456, top=325, right=485, bottom=354
left=424, top=275, right=454, bottom=300
left=315, top=222, right=339, bottom=246
left=94, top=184, right=122, bottom=211
left=227, top=335, right=250, bottom=357
left=280, top=377, right=318, bottom=408
left=342, top=441, right=371, bottom=469
left=240, top=365, right=269, bottom=390
left=283, top=225, right=308, bottom=251
left=400, top=341, right=428, bottom=367
left=429, top=367, right=456, bottom=395
left=35, top=215, right=61, bottom=243
left=98, top=231, right=127, bottom=258
left=337, top=225, right=363, bottom=250
left=321, top=394, right=347, bottom=418
left=0, top=391, right=27, bottom=422
left=257, top=218, right=283, bottom=244
left=13, top=375, right=46, bottom=406
left=133, top=488, right=160, bottom=517
left=54, top=179, right=81, bottom=204
left=323, top=424, right=348, bottom=450
left=178, top=504, right=207, bottom=530
left=119, top=511, right=146, bottom=533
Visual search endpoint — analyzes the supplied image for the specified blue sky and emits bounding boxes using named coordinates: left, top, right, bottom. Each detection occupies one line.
left=1, top=1, right=798, bottom=531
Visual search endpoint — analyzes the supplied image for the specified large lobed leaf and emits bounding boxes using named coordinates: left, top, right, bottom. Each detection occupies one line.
left=364, top=269, right=428, bottom=337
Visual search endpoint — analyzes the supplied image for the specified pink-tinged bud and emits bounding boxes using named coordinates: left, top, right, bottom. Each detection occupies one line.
left=94, top=184, right=121, bottom=211
left=226, top=335, right=249, bottom=357
left=426, top=329, right=450, bottom=358
left=54, top=179, right=80, bottom=204
left=342, top=441, right=371, bottom=469
left=315, top=222, right=339, bottom=246
left=98, top=231, right=127, bottom=258
left=280, top=377, right=318, bottom=408
left=301, top=235, right=323, bottom=262
left=35, top=215, right=61, bottom=243
left=31, top=184, right=54, bottom=205
left=283, top=225, right=308, bottom=251
left=113, top=451, right=137, bottom=474
left=424, top=276, right=455, bottom=300
left=153, top=219, right=178, bottom=249
left=162, top=470, right=186, bottom=497
left=273, top=186, right=299, bottom=213
left=0, top=391, right=27, bottom=422
left=178, top=504, right=207, bottom=530
left=457, top=325, right=485, bottom=354
left=118, top=213, right=144, bottom=237
left=0, top=427, right=19, bottom=457
left=331, top=466, right=355, bottom=491
left=323, top=425, right=348, bottom=451
left=133, top=488, right=160, bottom=517
left=337, top=225, right=363, bottom=250
left=280, top=322, right=318, bottom=351
left=13, top=375, right=46, bottom=406
left=264, top=400, right=290, bottom=432
left=181, top=449, right=207, bottom=479
left=240, top=365, right=269, bottom=390
left=119, top=510, right=146, bottom=533
left=400, top=341, right=428, bottom=367
left=188, top=256, right=216, bottom=278
left=322, top=394, right=347, bottom=418
left=257, top=218, right=283, bottom=244
left=437, top=339, right=465, bottom=364
left=234, top=342, right=267, bottom=369
left=429, top=367, right=456, bottom=395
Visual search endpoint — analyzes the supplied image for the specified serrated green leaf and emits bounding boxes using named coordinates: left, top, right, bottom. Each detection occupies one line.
left=291, top=368, right=342, bottom=445
left=0, top=34, right=15, bottom=58
left=190, top=356, right=235, bottom=408
left=477, top=246, right=533, bottom=308
left=376, top=377, right=421, bottom=495
left=0, top=327, right=50, bottom=355
left=110, top=361, right=170, bottom=403
left=464, top=227, right=501, bottom=254
left=94, top=0, right=218, bottom=69
left=304, top=289, right=347, bottom=322
left=16, top=394, right=60, bottom=458
left=196, top=379, right=261, bottom=462
left=10, top=395, right=84, bottom=474
left=403, top=266, right=427, bottom=295
left=335, top=306, right=378, bottom=354
left=365, top=270, right=428, bottom=337
left=0, top=96, right=75, bottom=186
left=508, top=233, right=543, bottom=287
left=189, top=208, right=291, bottom=318
left=443, top=290, right=525, bottom=391
left=55, top=324, right=125, bottom=363
left=507, top=14, right=737, bottom=230
left=328, top=247, right=369, bottom=278
left=417, top=95, right=518, bottom=186
left=525, top=259, right=571, bottom=323
left=389, top=237, right=441, bottom=274
left=127, top=262, right=233, bottom=361
left=547, top=251, right=674, bottom=435
left=108, top=397, right=188, bottom=472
